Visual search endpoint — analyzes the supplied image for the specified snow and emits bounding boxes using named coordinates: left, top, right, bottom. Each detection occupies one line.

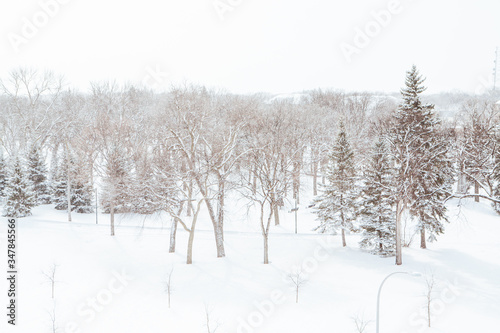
left=1, top=191, right=499, bottom=332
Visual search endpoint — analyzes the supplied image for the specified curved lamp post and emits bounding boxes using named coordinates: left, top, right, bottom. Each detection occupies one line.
left=376, top=271, right=422, bottom=333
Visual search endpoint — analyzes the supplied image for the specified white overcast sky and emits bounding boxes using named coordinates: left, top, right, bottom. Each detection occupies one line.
left=1, top=0, right=499, bottom=94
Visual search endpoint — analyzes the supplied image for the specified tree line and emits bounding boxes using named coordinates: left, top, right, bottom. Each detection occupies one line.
left=1, top=67, right=499, bottom=265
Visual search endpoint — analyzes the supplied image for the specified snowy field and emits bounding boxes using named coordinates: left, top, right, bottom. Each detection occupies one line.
left=1, top=194, right=499, bottom=333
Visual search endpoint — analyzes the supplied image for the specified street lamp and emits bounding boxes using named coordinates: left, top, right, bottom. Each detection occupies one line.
left=376, top=271, right=422, bottom=333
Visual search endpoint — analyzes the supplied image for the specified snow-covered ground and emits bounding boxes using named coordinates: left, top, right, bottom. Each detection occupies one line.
left=1, top=193, right=499, bottom=333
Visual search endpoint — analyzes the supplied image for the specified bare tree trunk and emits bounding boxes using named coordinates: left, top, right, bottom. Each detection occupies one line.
left=340, top=196, right=346, bottom=247
left=186, top=229, right=195, bottom=264
left=312, top=160, right=318, bottom=197
left=252, top=166, right=257, bottom=195
left=169, top=220, right=178, bottom=253
left=187, top=180, right=193, bottom=216
left=263, top=233, right=269, bottom=264
left=187, top=202, right=202, bottom=264
left=311, top=147, right=318, bottom=196
left=420, top=228, right=426, bottom=249
left=396, top=199, right=403, bottom=265
left=110, top=200, right=115, bottom=236
left=248, top=168, right=252, bottom=188
left=194, top=175, right=225, bottom=258
left=293, top=155, right=301, bottom=205
left=260, top=203, right=272, bottom=264
left=169, top=202, right=184, bottom=253
left=457, top=170, right=466, bottom=193
left=474, top=181, right=480, bottom=202
left=66, top=172, right=72, bottom=222
left=273, top=204, right=279, bottom=226
left=271, top=192, right=279, bottom=226
left=217, top=173, right=225, bottom=241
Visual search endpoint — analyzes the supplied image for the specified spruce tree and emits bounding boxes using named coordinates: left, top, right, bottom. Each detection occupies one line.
left=52, top=150, right=94, bottom=213
left=314, top=122, right=357, bottom=247
left=102, top=145, right=133, bottom=236
left=101, top=146, right=132, bottom=214
left=71, top=182, right=94, bottom=213
left=3, top=156, right=35, bottom=218
left=131, top=161, right=163, bottom=214
left=27, top=144, right=51, bottom=204
left=359, top=138, right=396, bottom=256
left=52, top=151, right=71, bottom=211
left=392, top=65, right=454, bottom=249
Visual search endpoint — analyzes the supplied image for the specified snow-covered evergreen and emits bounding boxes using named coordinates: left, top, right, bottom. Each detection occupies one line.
left=52, top=149, right=94, bottom=213
left=3, top=156, right=35, bottom=217
left=392, top=65, right=455, bottom=248
left=71, top=182, right=94, bottom=213
left=313, top=122, right=357, bottom=247
left=101, top=145, right=133, bottom=214
left=359, top=138, right=396, bottom=256
left=27, top=144, right=51, bottom=205
left=52, top=150, right=71, bottom=211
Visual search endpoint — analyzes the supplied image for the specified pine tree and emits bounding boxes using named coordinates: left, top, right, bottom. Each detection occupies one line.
left=359, top=138, right=396, bottom=256
left=0, top=153, right=7, bottom=199
left=102, top=145, right=133, bottom=236
left=52, top=150, right=71, bottom=211
left=101, top=146, right=132, bottom=214
left=72, top=182, right=94, bottom=214
left=3, top=156, right=35, bottom=218
left=392, top=65, right=454, bottom=249
left=130, top=159, right=162, bottom=214
left=27, top=144, right=51, bottom=204
left=314, top=122, right=357, bottom=247
left=52, top=150, right=94, bottom=213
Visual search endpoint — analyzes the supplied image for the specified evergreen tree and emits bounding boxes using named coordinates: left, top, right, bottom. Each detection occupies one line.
left=27, top=144, right=51, bottom=204
left=359, top=138, right=396, bottom=256
left=131, top=160, right=164, bottom=214
left=71, top=182, right=94, bottom=213
left=0, top=153, right=7, bottom=199
left=314, top=122, right=357, bottom=247
left=101, top=145, right=132, bottom=213
left=392, top=65, right=454, bottom=249
left=3, top=156, right=35, bottom=218
left=52, top=150, right=94, bottom=213
left=52, top=150, right=71, bottom=211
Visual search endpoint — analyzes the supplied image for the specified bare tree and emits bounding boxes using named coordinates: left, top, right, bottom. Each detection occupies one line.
left=352, top=311, right=371, bottom=333
left=204, top=303, right=221, bottom=333
left=0, top=68, right=63, bottom=153
left=239, top=103, right=296, bottom=263
left=47, top=301, right=58, bottom=333
left=164, top=86, right=248, bottom=258
left=42, top=263, right=59, bottom=299
left=164, top=267, right=174, bottom=308
left=456, top=99, right=500, bottom=201
left=424, top=272, right=436, bottom=328
left=287, top=267, right=307, bottom=303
